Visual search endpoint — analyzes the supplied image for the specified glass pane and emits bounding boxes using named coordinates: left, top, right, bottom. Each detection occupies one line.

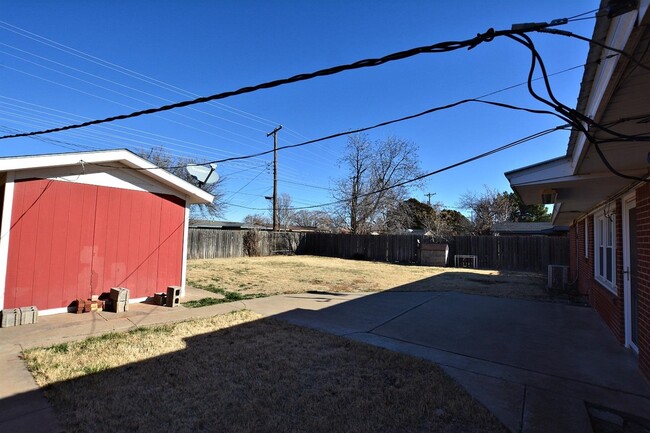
left=607, top=219, right=613, bottom=246
left=599, top=220, right=604, bottom=247
left=606, top=247, right=612, bottom=282
left=599, top=246, right=604, bottom=277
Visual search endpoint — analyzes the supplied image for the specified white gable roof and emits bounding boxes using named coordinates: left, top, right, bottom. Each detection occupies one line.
left=0, top=149, right=214, bottom=204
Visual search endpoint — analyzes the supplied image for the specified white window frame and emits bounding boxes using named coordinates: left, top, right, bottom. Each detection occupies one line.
left=593, top=211, right=616, bottom=294
left=584, top=219, right=588, bottom=258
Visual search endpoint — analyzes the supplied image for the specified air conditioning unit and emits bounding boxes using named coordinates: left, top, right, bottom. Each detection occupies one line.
left=547, top=265, right=569, bottom=289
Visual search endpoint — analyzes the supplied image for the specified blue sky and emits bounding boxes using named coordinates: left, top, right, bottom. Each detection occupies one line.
left=1, top=1, right=598, bottom=221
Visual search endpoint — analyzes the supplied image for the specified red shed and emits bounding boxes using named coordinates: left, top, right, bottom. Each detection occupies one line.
left=0, top=149, right=213, bottom=315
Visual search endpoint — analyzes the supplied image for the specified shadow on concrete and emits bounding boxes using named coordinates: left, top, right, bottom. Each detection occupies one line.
left=1, top=312, right=506, bottom=433
left=2, top=268, right=650, bottom=433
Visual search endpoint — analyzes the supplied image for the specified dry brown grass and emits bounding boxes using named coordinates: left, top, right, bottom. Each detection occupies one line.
left=187, top=255, right=549, bottom=300
left=24, top=311, right=506, bottom=433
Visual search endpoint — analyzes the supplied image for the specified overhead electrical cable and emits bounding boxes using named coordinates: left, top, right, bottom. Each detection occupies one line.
left=0, top=21, right=288, bottom=128
left=0, top=20, right=340, bottom=157
left=509, top=29, right=650, bottom=182
left=538, top=28, right=650, bottom=72
left=224, top=126, right=566, bottom=211
left=87, top=97, right=571, bottom=174
left=0, top=19, right=575, bottom=141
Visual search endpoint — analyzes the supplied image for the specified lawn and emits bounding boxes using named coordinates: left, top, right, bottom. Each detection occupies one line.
left=187, top=255, right=550, bottom=301
left=24, top=311, right=507, bottom=433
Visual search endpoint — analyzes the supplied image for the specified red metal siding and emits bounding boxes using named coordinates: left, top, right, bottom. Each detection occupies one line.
left=4, top=179, right=186, bottom=311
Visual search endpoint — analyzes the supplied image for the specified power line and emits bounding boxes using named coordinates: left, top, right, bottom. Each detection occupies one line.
left=538, top=28, right=650, bottom=72
left=566, top=8, right=600, bottom=20
left=223, top=126, right=565, bottom=212
left=4, top=54, right=609, bottom=171
left=1, top=30, right=339, bottom=163
left=83, top=96, right=568, bottom=175
left=0, top=20, right=574, bottom=141
left=193, top=98, right=566, bottom=166
left=509, top=30, right=650, bottom=182
left=0, top=20, right=295, bottom=132
left=2, top=62, right=337, bottom=167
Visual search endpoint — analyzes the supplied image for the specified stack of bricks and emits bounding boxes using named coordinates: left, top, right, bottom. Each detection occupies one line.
left=76, top=296, right=104, bottom=314
left=1, top=306, right=38, bottom=327
left=110, top=288, right=130, bottom=313
left=153, top=292, right=167, bottom=306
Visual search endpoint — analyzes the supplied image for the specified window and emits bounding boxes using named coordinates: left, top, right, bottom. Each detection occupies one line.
left=584, top=219, right=588, bottom=258
left=594, top=212, right=615, bottom=292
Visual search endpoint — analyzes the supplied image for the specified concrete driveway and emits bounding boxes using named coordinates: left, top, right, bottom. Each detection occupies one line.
left=268, top=291, right=650, bottom=433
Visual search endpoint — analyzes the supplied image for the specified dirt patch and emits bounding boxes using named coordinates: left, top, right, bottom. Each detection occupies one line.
left=24, top=311, right=506, bottom=433
left=187, top=255, right=553, bottom=301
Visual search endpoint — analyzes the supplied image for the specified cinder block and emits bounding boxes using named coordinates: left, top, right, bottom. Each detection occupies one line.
left=114, top=299, right=129, bottom=313
left=109, top=287, right=130, bottom=302
left=1, top=309, right=20, bottom=327
left=166, top=286, right=181, bottom=307
left=19, top=306, right=38, bottom=325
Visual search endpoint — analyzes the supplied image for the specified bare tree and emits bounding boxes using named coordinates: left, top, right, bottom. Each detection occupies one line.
left=459, top=186, right=514, bottom=235
left=275, top=192, right=295, bottom=230
left=243, top=214, right=271, bottom=226
left=139, top=147, right=225, bottom=218
left=387, top=198, right=471, bottom=239
left=292, top=209, right=334, bottom=231
left=333, top=134, right=422, bottom=234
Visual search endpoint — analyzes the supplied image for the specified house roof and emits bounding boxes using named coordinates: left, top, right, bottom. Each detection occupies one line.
left=190, top=220, right=262, bottom=230
left=190, top=219, right=318, bottom=232
left=506, top=3, right=650, bottom=225
left=0, top=149, right=214, bottom=204
left=491, top=222, right=568, bottom=235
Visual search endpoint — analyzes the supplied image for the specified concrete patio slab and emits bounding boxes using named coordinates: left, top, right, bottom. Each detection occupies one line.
left=3, top=289, right=650, bottom=433
left=271, top=291, right=650, bottom=432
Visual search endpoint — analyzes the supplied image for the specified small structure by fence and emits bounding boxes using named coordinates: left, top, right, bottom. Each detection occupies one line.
left=187, top=229, right=569, bottom=273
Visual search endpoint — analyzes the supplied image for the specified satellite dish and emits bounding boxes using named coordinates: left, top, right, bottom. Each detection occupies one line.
left=186, top=163, right=219, bottom=186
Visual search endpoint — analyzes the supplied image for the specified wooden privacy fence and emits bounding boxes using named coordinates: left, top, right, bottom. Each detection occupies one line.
left=450, top=235, right=569, bottom=272
left=300, top=233, right=569, bottom=272
left=187, top=229, right=306, bottom=259
left=187, top=229, right=569, bottom=272
left=300, top=232, right=420, bottom=264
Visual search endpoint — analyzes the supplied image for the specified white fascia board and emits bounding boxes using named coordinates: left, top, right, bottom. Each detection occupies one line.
left=640, top=0, right=650, bottom=25
left=0, top=149, right=214, bottom=204
left=571, top=11, right=638, bottom=173
left=506, top=156, right=572, bottom=187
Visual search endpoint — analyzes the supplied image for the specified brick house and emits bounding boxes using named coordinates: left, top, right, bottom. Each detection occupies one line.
left=506, top=2, right=650, bottom=378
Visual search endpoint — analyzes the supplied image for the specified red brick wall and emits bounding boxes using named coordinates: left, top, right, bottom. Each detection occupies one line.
left=570, top=187, right=650, bottom=381
left=572, top=204, right=625, bottom=344
left=569, top=224, right=577, bottom=282
left=636, top=184, right=650, bottom=379
left=575, top=217, right=594, bottom=297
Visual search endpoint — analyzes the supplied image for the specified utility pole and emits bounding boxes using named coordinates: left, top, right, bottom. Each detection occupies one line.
left=425, top=192, right=436, bottom=206
left=267, top=125, right=282, bottom=231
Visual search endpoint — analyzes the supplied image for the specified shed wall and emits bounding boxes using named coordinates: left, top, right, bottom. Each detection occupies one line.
left=3, top=179, right=185, bottom=311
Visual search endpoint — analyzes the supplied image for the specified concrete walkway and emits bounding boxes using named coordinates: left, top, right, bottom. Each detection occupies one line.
left=2, top=290, right=649, bottom=432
